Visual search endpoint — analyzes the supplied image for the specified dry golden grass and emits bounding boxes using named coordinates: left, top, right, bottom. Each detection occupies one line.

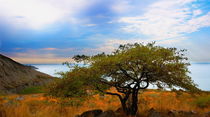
left=0, top=89, right=209, bottom=117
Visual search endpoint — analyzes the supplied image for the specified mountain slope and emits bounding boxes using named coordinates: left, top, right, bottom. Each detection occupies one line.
left=0, top=54, right=53, bottom=93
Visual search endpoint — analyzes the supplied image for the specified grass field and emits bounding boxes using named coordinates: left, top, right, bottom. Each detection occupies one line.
left=0, top=89, right=209, bottom=117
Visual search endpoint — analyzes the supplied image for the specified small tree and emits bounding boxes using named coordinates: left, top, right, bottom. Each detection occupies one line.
left=49, top=42, right=199, bottom=116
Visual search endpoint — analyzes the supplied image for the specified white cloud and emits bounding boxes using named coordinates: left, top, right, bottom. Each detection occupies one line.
left=84, top=24, right=97, bottom=27
left=118, top=0, right=210, bottom=41
left=193, top=9, right=202, bottom=17
left=0, top=0, right=95, bottom=29
left=111, top=0, right=133, bottom=14
left=80, top=38, right=147, bottom=54
left=157, top=37, right=188, bottom=45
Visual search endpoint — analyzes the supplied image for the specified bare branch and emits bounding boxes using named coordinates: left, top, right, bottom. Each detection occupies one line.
left=117, top=64, right=137, bottom=81
left=100, top=80, right=115, bottom=87
left=96, top=87, right=122, bottom=100
left=128, top=64, right=139, bottom=79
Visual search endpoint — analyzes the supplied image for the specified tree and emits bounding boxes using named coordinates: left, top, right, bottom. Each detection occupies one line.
left=49, top=42, right=199, bottom=116
left=47, top=66, right=100, bottom=97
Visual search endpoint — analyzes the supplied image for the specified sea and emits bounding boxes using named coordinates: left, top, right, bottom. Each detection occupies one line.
left=31, top=63, right=210, bottom=91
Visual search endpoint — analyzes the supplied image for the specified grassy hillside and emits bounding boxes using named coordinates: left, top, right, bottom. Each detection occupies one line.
left=0, top=89, right=209, bottom=117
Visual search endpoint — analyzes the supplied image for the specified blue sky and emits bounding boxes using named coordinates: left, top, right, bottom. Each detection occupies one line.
left=0, top=0, right=210, bottom=64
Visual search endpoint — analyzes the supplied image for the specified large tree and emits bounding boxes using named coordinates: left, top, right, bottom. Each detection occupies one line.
left=49, top=42, right=199, bottom=116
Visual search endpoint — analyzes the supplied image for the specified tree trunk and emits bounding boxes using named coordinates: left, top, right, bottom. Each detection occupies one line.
left=129, top=89, right=138, bottom=116
left=119, top=90, right=139, bottom=116
left=120, top=99, right=129, bottom=115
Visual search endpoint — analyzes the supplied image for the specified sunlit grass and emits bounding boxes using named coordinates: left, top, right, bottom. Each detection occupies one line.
left=0, top=90, right=209, bottom=117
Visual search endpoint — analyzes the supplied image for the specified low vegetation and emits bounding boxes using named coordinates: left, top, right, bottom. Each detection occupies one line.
left=0, top=90, right=209, bottom=117
left=194, top=95, right=210, bottom=108
left=18, top=86, right=45, bottom=94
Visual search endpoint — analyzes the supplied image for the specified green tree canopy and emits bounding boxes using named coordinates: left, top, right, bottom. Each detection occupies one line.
left=48, top=42, right=199, bottom=116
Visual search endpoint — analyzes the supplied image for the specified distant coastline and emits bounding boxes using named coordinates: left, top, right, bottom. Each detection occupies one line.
left=191, top=62, right=210, bottom=64
left=28, top=63, right=210, bottom=91
left=25, top=63, right=63, bottom=65
left=25, top=62, right=210, bottom=66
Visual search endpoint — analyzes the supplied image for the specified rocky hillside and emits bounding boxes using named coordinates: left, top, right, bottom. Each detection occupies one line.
left=0, top=54, right=53, bottom=93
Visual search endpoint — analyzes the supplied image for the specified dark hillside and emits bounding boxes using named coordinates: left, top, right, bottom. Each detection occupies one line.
left=0, top=54, right=53, bottom=93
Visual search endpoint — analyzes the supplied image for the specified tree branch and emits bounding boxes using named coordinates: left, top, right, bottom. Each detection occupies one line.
left=117, top=64, right=137, bottom=82
left=128, top=64, right=139, bottom=79
left=139, top=74, right=149, bottom=89
left=99, top=80, right=115, bottom=87
left=96, top=87, right=122, bottom=100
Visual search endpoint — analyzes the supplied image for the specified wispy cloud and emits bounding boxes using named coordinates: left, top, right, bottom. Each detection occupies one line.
left=111, top=0, right=133, bottom=14
left=118, top=0, right=210, bottom=40
left=41, top=48, right=58, bottom=51
left=81, top=38, right=147, bottom=54
left=84, top=24, right=97, bottom=27
left=12, top=57, right=72, bottom=64
left=7, top=49, right=74, bottom=64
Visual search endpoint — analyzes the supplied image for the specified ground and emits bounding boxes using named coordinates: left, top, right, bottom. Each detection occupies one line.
left=0, top=89, right=209, bottom=117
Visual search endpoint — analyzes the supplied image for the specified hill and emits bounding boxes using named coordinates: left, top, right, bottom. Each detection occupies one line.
left=0, top=54, right=53, bottom=94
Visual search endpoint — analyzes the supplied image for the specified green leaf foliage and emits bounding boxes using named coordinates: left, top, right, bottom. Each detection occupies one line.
left=48, top=42, right=199, bottom=98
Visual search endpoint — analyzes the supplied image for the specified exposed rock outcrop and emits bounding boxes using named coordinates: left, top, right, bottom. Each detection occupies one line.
left=147, top=108, right=201, bottom=117
left=79, top=109, right=103, bottom=117
left=97, top=110, right=117, bottom=117
left=77, top=109, right=117, bottom=117
left=148, top=108, right=162, bottom=117
left=77, top=109, right=209, bottom=117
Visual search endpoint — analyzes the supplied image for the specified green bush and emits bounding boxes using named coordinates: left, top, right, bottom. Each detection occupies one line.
left=194, top=95, right=210, bottom=108
left=0, top=90, right=6, bottom=96
left=18, top=86, right=45, bottom=94
left=47, top=78, right=89, bottom=97
left=47, top=67, right=97, bottom=98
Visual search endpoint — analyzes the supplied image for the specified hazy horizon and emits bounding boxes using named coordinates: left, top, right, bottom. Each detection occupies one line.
left=31, top=63, right=210, bottom=91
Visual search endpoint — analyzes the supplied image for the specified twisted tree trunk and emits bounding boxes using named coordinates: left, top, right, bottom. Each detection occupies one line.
left=119, top=89, right=139, bottom=116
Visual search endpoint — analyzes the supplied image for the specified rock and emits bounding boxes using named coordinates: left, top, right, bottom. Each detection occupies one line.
left=189, top=110, right=198, bottom=116
left=148, top=108, right=162, bottom=117
left=75, top=115, right=81, bottom=117
left=0, top=109, right=6, bottom=117
left=178, top=110, right=198, bottom=117
left=97, top=110, right=117, bottom=117
left=204, top=111, right=210, bottom=117
left=80, top=109, right=103, bottom=117
left=167, top=110, right=177, bottom=117
left=15, top=96, right=24, bottom=101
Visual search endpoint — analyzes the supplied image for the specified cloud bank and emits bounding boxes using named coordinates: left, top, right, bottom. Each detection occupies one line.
left=118, top=0, right=210, bottom=40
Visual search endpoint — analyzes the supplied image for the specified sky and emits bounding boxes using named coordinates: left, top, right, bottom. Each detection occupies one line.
left=0, top=0, right=210, bottom=64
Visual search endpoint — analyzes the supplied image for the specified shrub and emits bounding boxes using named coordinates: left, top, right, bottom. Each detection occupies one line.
left=194, top=95, right=210, bottom=108
left=18, top=86, right=45, bottom=94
